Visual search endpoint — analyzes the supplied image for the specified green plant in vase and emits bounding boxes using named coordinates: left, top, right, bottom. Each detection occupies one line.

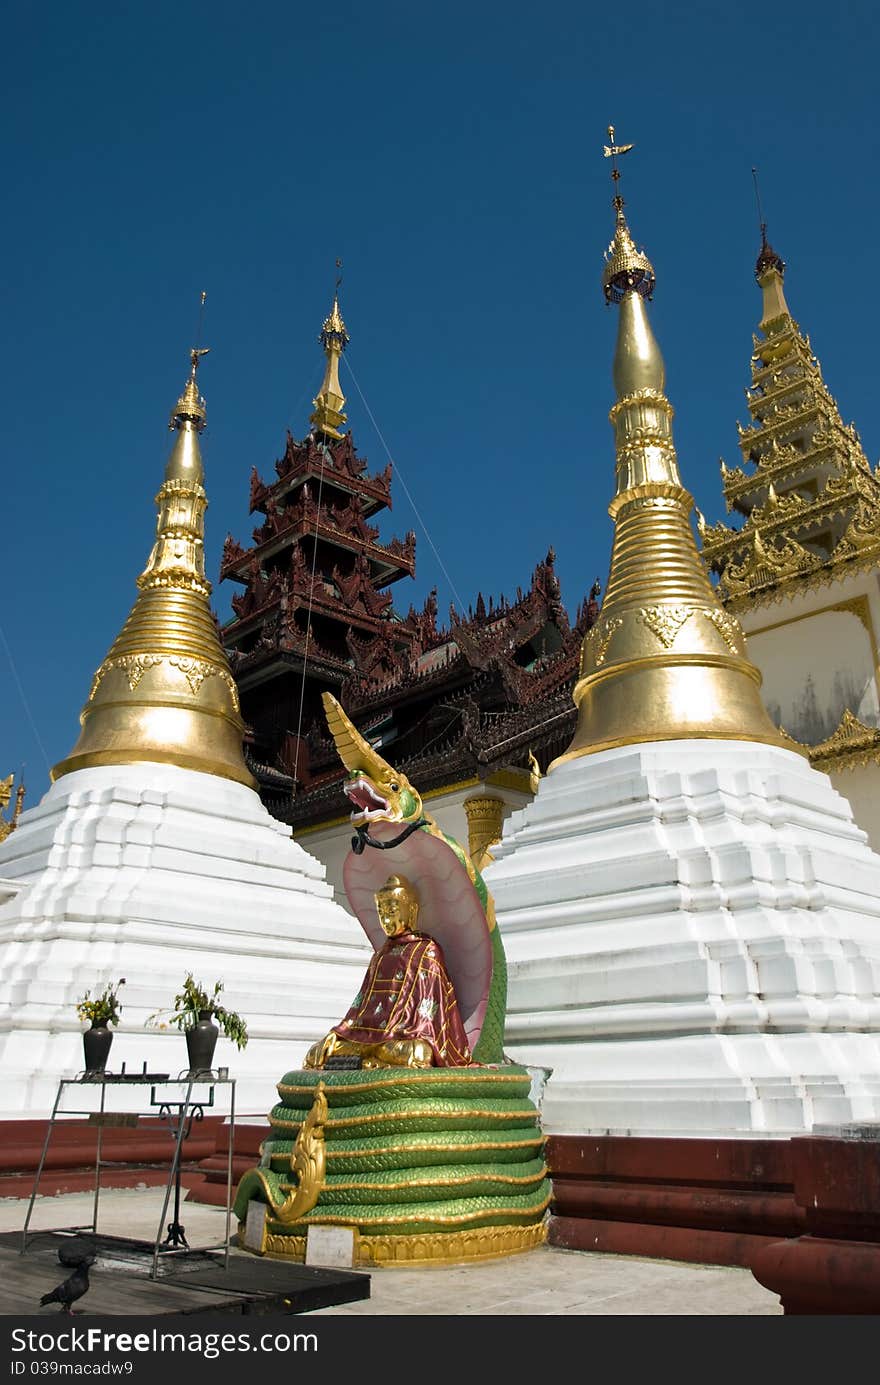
left=147, top=974, right=247, bottom=1074
left=75, top=978, right=125, bottom=1073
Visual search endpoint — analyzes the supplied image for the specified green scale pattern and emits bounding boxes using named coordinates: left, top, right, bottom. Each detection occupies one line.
left=233, top=1064, right=551, bottom=1240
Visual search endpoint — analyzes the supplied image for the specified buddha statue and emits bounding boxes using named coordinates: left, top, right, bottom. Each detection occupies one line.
left=303, top=873, right=472, bottom=1069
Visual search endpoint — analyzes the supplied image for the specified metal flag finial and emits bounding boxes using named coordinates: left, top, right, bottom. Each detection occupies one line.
left=603, top=124, right=634, bottom=211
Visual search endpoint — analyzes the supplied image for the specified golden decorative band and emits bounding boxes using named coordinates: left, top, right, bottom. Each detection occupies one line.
left=254, top=1218, right=548, bottom=1267
left=608, top=388, right=674, bottom=423
left=276, top=1069, right=531, bottom=1099
left=608, top=483, right=692, bottom=519
left=270, top=1103, right=537, bottom=1132
left=88, top=654, right=241, bottom=711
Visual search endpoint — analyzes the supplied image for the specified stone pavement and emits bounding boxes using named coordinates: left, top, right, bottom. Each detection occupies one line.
left=1, top=1186, right=782, bottom=1316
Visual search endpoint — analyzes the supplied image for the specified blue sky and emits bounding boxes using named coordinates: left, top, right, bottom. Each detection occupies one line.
left=2, top=0, right=879, bottom=804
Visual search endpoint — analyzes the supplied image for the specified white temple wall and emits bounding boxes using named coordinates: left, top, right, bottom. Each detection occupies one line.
left=0, top=764, right=371, bottom=1120
left=738, top=566, right=880, bottom=850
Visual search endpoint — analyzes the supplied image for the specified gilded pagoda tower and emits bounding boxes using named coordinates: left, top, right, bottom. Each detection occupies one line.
left=53, top=350, right=255, bottom=788
left=483, top=128, right=880, bottom=1147
left=555, top=167, right=786, bottom=765
left=699, top=227, right=880, bottom=835
left=0, top=337, right=368, bottom=1123
left=700, top=231, right=880, bottom=607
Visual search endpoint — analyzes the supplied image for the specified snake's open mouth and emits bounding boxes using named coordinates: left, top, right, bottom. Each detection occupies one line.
left=345, top=776, right=390, bottom=821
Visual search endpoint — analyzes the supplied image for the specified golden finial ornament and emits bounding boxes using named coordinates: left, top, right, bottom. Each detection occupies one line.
left=0, top=773, right=24, bottom=842
left=309, top=260, right=350, bottom=439
left=602, top=126, right=654, bottom=303
left=527, top=750, right=542, bottom=795
left=52, top=332, right=256, bottom=788
left=552, top=133, right=790, bottom=768
left=750, top=169, right=790, bottom=326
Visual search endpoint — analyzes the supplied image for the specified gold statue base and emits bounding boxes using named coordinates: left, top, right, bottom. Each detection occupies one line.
left=241, top=1217, right=548, bottom=1267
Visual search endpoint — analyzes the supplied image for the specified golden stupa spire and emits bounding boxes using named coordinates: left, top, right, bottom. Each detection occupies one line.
left=553, top=131, right=789, bottom=767
left=751, top=169, right=791, bottom=327
left=52, top=336, right=256, bottom=787
left=309, top=260, right=350, bottom=439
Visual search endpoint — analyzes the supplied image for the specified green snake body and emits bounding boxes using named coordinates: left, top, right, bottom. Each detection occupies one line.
left=233, top=1066, right=551, bottom=1251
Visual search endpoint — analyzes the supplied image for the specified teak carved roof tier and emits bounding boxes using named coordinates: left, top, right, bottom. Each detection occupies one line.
left=267, top=553, right=601, bottom=830
left=221, top=425, right=418, bottom=691
left=699, top=238, right=880, bottom=612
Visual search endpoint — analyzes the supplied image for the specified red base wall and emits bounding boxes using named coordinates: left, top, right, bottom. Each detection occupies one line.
left=0, top=1117, right=223, bottom=1199
left=749, top=1135, right=880, bottom=1313
left=545, top=1134, right=805, bottom=1268
left=185, top=1122, right=269, bottom=1206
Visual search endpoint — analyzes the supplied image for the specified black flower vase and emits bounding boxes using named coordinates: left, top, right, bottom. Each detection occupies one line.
left=185, top=1010, right=219, bottom=1076
left=83, top=1021, right=113, bottom=1074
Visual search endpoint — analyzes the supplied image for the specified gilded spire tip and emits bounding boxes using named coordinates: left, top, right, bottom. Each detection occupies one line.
left=751, top=168, right=785, bottom=281
left=310, top=263, right=349, bottom=439
left=320, top=259, right=349, bottom=352
left=171, top=345, right=209, bottom=432
left=601, top=128, right=655, bottom=303
left=755, top=228, right=785, bottom=282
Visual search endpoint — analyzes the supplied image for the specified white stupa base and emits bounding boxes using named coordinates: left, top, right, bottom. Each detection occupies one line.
left=485, top=741, right=880, bottom=1137
left=0, top=764, right=370, bottom=1121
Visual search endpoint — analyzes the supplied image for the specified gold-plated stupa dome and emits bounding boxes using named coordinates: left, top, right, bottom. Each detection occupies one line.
left=553, top=145, right=791, bottom=768
left=309, top=285, right=350, bottom=439
left=52, top=349, right=256, bottom=788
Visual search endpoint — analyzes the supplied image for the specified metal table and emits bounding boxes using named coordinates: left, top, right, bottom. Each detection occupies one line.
left=21, top=1071, right=237, bottom=1279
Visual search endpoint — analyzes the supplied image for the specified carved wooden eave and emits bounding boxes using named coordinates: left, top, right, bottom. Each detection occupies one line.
left=231, top=635, right=351, bottom=683
left=344, top=625, right=410, bottom=682
left=249, top=466, right=269, bottom=514
left=243, top=750, right=295, bottom=789
left=344, top=643, right=469, bottom=710
left=402, top=589, right=441, bottom=653
left=222, top=507, right=416, bottom=586
left=333, top=556, right=394, bottom=620
left=265, top=430, right=392, bottom=515
left=228, top=564, right=287, bottom=622
left=780, top=709, right=880, bottom=773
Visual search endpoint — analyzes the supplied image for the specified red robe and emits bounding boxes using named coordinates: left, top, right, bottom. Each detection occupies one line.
left=332, top=929, right=471, bottom=1067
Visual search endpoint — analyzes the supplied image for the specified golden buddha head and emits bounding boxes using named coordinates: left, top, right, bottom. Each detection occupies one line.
left=375, top=873, right=419, bottom=938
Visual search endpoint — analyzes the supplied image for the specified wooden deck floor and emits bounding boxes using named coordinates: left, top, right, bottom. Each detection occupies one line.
left=1, top=1236, right=370, bottom=1317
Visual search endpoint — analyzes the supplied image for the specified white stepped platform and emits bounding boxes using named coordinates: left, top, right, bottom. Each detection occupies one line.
left=484, top=741, right=880, bottom=1137
left=0, top=764, right=370, bottom=1121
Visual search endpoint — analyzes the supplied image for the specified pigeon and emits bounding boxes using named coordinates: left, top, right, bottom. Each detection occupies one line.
left=39, top=1254, right=96, bottom=1314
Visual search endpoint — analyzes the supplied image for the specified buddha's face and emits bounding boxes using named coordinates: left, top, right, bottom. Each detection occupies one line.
left=376, top=877, right=419, bottom=937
